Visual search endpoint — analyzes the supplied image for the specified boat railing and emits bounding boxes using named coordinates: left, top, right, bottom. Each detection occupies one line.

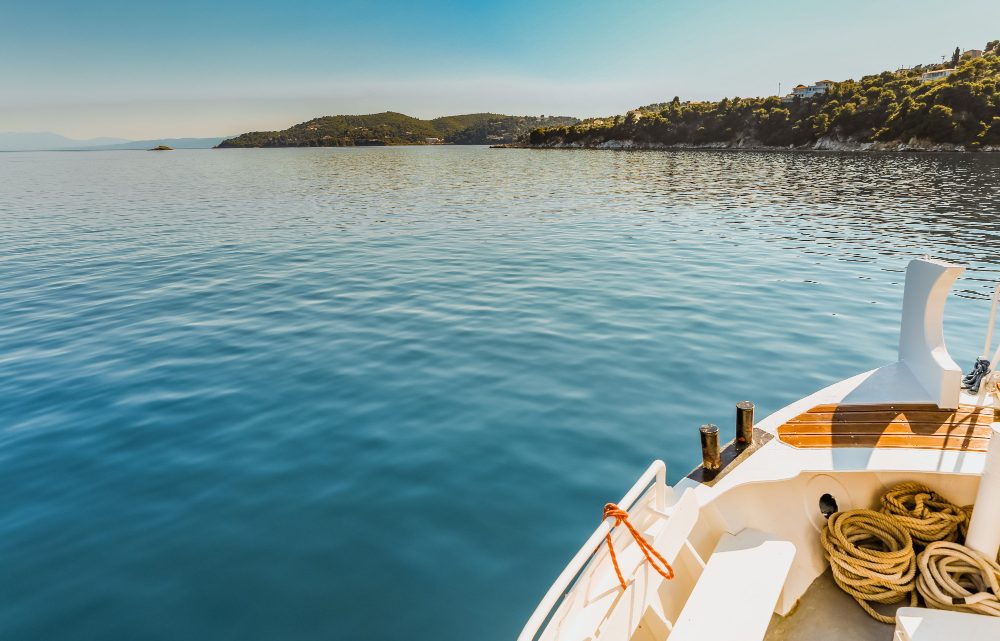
left=517, top=459, right=669, bottom=641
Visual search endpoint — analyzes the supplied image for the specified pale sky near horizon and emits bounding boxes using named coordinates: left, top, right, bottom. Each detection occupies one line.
left=3, top=0, right=999, bottom=140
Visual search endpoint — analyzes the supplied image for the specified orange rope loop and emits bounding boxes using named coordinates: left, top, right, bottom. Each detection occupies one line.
left=603, top=502, right=675, bottom=590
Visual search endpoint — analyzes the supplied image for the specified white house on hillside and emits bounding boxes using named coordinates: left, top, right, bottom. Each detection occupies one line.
left=781, top=80, right=835, bottom=103
left=920, top=68, right=955, bottom=81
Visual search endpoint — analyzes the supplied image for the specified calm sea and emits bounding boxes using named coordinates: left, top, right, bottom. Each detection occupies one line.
left=2, top=147, right=999, bottom=641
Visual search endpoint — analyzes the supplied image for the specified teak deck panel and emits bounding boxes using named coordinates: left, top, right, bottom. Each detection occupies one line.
left=777, top=403, right=995, bottom=452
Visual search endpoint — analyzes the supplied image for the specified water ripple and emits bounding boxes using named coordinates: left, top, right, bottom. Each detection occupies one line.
left=1, top=147, right=999, bottom=641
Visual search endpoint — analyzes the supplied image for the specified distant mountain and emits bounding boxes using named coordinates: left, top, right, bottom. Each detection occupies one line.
left=83, top=137, right=228, bottom=150
left=217, top=112, right=579, bottom=147
left=0, top=132, right=129, bottom=151
left=0, top=132, right=228, bottom=151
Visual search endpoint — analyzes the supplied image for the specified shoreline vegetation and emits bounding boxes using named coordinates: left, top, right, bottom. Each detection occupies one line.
left=521, top=42, right=1000, bottom=153
left=218, top=41, right=1000, bottom=154
left=216, top=113, right=578, bottom=148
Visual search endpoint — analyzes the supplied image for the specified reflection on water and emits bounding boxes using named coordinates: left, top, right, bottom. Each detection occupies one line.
left=1, top=147, right=999, bottom=641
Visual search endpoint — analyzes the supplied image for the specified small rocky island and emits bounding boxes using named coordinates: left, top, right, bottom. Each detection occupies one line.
left=149, top=145, right=173, bottom=151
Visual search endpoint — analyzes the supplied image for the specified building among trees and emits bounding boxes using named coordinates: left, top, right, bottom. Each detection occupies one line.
left=781, top=80, right=835, bottom=103
left=920, top=68, right=956, bottom=81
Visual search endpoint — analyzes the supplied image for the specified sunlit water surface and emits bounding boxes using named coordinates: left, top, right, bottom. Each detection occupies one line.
left=1, top=147, right=999, bottom=641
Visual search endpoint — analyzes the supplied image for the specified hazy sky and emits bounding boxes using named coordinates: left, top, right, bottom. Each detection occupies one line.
left=3, top=0, right=999, bottom=139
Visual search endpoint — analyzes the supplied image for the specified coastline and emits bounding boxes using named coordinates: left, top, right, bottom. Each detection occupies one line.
left=496, top=137, right=1000, bottom=153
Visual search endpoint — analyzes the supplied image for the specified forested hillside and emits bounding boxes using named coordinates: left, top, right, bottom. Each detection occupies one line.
left=528, top=42, right=1000, bottom=150
left=218, top=112, right=577, bottom=147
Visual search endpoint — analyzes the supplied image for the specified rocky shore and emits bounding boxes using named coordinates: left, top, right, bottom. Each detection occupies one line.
left=500, top=136, right=1000, bottom=153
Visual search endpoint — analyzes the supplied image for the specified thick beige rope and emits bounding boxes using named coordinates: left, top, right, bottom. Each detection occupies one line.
left=916, top=541, right=1000, bottom=617
left=879, top=482, right=968, bottom=545
left=821, top=509, right=917, bottom=624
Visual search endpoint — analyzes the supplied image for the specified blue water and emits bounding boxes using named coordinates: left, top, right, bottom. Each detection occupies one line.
left=1, top=147, right=999, bottom=641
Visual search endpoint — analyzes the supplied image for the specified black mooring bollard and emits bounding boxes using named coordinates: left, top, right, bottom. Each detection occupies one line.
left=700, top=423, right=720, bottom=472
left=736, top=400, right=755, bottom=449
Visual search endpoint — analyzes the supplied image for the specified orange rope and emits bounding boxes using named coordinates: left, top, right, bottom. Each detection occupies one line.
left=603, top=502, right=675, bottom=590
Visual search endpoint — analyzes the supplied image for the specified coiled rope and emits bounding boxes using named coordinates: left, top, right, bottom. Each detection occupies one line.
left=824, top=482, right=1000, bottom=624
left=821, top=509, right=917, bottom=623
left=917, top=541, right=1000, bottom=617
left=602, top=503, right=674, bottom=590
left=879, top=482, right=969, bottom=545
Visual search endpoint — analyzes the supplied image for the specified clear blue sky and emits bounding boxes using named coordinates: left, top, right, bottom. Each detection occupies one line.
left=2, top=0, right=999, bottom=139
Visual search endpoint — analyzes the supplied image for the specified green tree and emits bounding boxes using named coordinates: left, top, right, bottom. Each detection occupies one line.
left=524, top=53, right=1000, bottom=149
left=951, top=47, right=961, bottom=67
left=983, top=117, right=1000, bottom=145
left=925, top=104, right=955, bottom=141
left=809, top=113, right=831, bottom=137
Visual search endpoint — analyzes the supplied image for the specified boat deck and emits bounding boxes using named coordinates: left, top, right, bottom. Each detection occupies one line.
left=765, top=569, right=894, bottom=641
left=776, top=403, right=995, bottom=452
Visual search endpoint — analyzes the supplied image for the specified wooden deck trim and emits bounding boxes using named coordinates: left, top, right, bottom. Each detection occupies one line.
left=784, top=410, right=990, bottom=425
left=777, top=423, right=994, bottom=437
left=777, top=403, right=995, bottom=452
